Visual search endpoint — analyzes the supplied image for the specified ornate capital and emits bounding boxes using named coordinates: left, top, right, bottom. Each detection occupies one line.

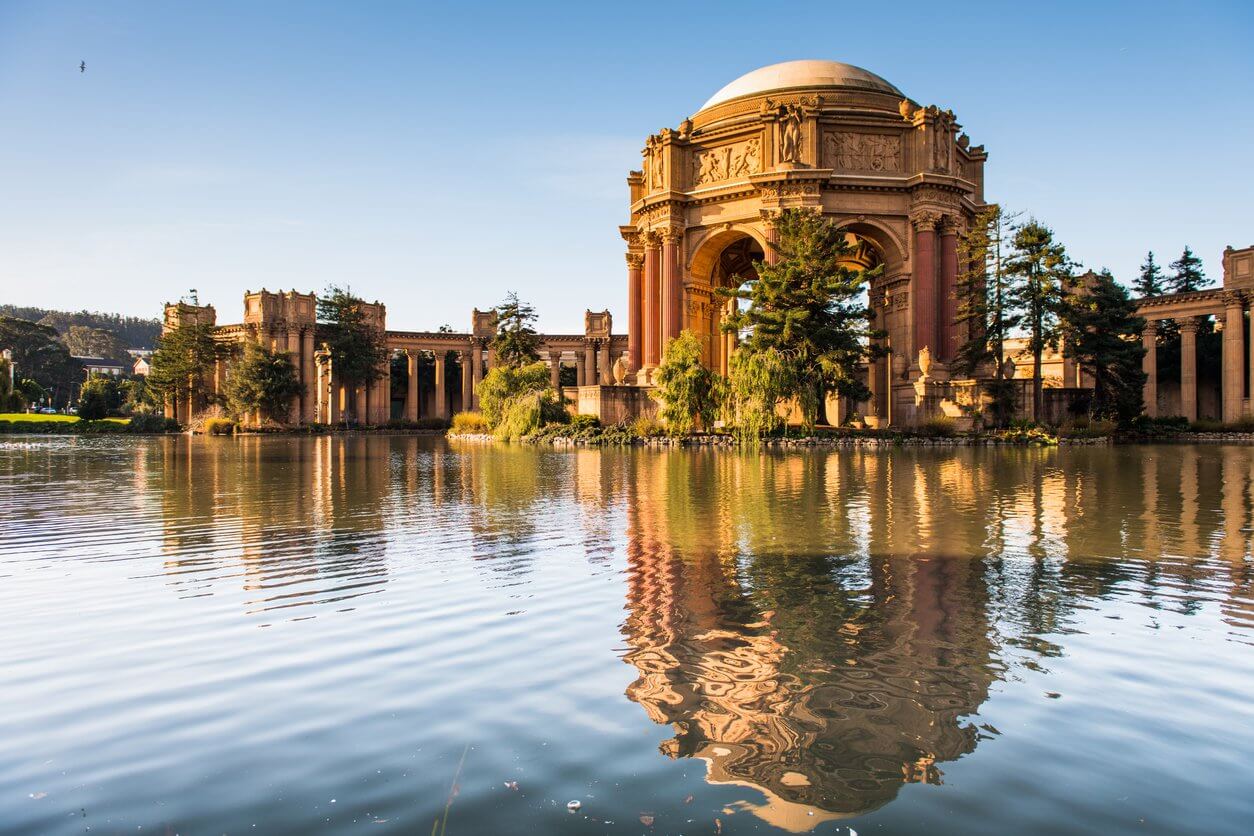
left=1143, top=320, right=1158, bottom=337
left=662, top=228, right=684, bottom=246
left=625, top=252, right=645, bottom=270
left=912, top=211, right=942, bottom=232
left=1178, top=317, right=1202, bottom=334
left=643, top=230, right=663, bottom=249
left=1223, top=289, right=1246, bottom=308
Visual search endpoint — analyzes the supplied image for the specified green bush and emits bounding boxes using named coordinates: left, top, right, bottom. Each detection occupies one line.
left=1224, top=415, right=1254, bottom=433
left=918, top=415, right=957, bottom=438
left=204, top=417, right=237, bottom=435
left=127, top=414, right=180, bottom=433
left=631, top=414, right=665, bottom=438
left=1058, top=418, right=1116, bottom=438
left=450, top=411, right=489, bottom=434
left=1190, top=418, right=1224, bottom=433
left=568, top=414, right=600, bottom=433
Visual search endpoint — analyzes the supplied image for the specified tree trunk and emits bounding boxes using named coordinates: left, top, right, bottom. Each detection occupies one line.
left=1033, top=347, right=1043, bottom=422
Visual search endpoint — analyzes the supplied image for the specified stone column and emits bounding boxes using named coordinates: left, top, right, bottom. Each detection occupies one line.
left=286, top=328, right=301, bottom=424
left=598, top=341, right=612, bottom=385
left=938, top=218, right=959, bottom=363
left=355, top=384, right=368, bottom=425
left=911, top=212, right=940, bottom=361
left=1223, top=293, right=1245, bottom=423
left=1180, top=318, right=1199, bottom=423
left=301, top=329, right=315, bottom=423
left=1249, top=307, right=1254, bottom=417
left=1142, top=321, right=1158, bottom=418
left=434, top=354, right=447, bottom=419
left=459, top=350, right=473, bottom=414
left=626, top=252, right=643, bottom=373
left=470, top=340, right=483, bottom=410
left=548, top=350, right=562, bottom=390
left=405, top=350, right=419, bottom=421
left=583, top=341, right=597, bottom=386
left=661, top=230, right=682, bottom=344
left=643, top=233, right=661, bottom=368
left=761, top=210, right=780, bottom=266
left=575, top=349, right=586, bottom=387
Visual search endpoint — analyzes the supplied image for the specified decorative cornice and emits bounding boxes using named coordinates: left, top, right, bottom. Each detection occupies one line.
left=912, top=211, right=942, bottom=231
left=625, top=252, right=645, bottom=269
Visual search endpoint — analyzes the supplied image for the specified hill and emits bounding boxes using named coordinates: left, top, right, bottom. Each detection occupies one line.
left=0, top=305, right=161, bottom=349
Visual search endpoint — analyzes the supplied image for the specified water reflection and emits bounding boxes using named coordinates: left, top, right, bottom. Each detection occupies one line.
left=616, top=447, right=1254, bottom=829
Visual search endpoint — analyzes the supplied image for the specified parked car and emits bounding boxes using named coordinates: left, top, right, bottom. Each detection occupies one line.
left=40, top=407, right=57, bottom=414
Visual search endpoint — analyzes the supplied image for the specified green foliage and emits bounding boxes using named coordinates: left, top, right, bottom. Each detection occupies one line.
left=719, top=208, right=882, bottom=433
left=918, top=415, right=957, bottom=438
left=316, top=286, right=389, bottom=417
left=204, top=417, right=237, bottom=435
left=451, top=410, right=489, bottom=434
left=118, top=376, right=155, bottom=415
left=0, top=414, right=178, bottom=434
left=0, top=305, right=162, bottom=349
left=16, top=378, right=45, bottom=405
left=223, top=341, right=303, bottom=423
left=993, top=424, right=1058, bottom=446
left=1059, top=269, right=1146, bottom=424
left=1058, top=417, right=1116, bottom=438
left=78, top=373, right=124, bottom=420
left=630, top=414, right=664, bottom=438
left=476, top=361, right=564, bottom=440
left=62, top=325, right=130, bottom=363
left=126, top=413, right=180, bottom=433
left=0, top=356, right=18, bottom=411
left=568, top=414, right=600, bottom=433
left=1167, top=246, right=1208, bottom=294
left=652, top=330, right=720, bottom=436
left=1135, top=251, right=1165, bottom=297
left=954, top=205, right=1021, bottom=378
left=491, top=292, right=541, bottom=369
left=0, top=316, right=79, bottom=406
left=147, top=322, right=221, bottom=408
left=1005, top=219, right=1072, bottom=420
left=723, top=347, right=790, bottom=442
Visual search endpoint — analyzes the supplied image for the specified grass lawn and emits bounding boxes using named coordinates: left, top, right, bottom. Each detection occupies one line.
left=0, top=413, right=129, bottom=424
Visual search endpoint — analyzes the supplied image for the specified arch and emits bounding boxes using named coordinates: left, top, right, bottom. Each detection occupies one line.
left=687, top=224, right=770, bottom=283
left=685, top=227, right=768, bottom=376
left=830, top=217, right=907, bottom=275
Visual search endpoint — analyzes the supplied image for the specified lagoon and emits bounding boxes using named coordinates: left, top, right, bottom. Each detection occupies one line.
left=1, top=436, right=1252, bottom=835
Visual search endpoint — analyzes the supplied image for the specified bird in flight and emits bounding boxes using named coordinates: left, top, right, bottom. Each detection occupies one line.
left=79, top=61, right=86, bottom=73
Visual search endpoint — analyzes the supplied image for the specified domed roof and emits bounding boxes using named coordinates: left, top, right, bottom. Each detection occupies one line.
left=700, top=60, right=902, bottom=111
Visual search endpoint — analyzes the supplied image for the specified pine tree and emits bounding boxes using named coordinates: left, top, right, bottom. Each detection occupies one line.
left=317, top=286, right=389, bottom=423
left=954, top=204, right=1021, bottom=379
left=224, top=341, right=303, bottom=424
left=1005, top=220, right=1072, bottom=421
left=147, top=321, right=222, bottom=415
left=1134, top=251, right=1165, bottom=297
left=1060, top=270, right=1147, bottom=423
left=491, top=292, right=541, bottom=369
left=1168, top=246, right=1208, bottom=294
left=719, top=209, right=884, bottom=433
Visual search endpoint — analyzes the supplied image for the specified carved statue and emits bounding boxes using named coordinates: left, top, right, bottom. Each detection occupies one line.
left=898, top=99, right=915, bottom=120
left=918, top=346, right=933, bottom=379
left=779, top=105, right=803, bottom=164
left=612, top=355, right=628, bottom=385
left=1001, top=356, right=1016, bottom=380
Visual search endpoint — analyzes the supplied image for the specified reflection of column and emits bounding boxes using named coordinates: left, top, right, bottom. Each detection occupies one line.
left=459, top=350, right=473, bottom=414
left=548, top=350, right=562, bottom=390
left=939, top=219, right=959, bottom=362
left=643, top=232, right=661, bottom=368
left=662, top=230, right=682, bottom=343
left=1180, top=318, right=1199, bottom=422
left=1142, top=321, right=1158, bottom=417
left=583, top=341, right=596, bottom=386
left=471, top=340, right=483, bottom=410
left=627, top=252, right=643, bottom=373
left=912, top=212, right=939, bottom=360
left=434, top=354, right=447, bottom=418
left=1223, top=293, right=1245, bottom=423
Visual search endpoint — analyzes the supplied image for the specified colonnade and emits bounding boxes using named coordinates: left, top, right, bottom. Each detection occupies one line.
left=1141, top=291, right=1251, bottom=422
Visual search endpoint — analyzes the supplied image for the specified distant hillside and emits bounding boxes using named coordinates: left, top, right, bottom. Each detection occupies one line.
left=0, top=305, right=161, bottom=349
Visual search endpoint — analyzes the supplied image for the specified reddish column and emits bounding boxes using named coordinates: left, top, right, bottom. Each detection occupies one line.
left=939, top=222, right=959, bottom=362
left=662, top=231, right=682, bottom=344
left=911, top=214, right=939, bottom=361
left=643, top=236, right=661, bottom=367
left=626, top=253, right=643, bottom=372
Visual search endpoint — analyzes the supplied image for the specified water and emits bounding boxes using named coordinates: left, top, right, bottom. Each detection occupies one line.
left=1, top=436, right=1252, bottom=836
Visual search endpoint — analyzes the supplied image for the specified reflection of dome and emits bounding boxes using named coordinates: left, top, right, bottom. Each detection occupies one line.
left=700, top=60, right=903, bottom=111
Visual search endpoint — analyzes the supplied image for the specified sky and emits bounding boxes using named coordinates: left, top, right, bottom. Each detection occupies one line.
left=1, top=1, right=1252, bottom=333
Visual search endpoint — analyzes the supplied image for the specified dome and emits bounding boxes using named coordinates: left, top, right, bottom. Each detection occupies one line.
left=699, top=60, right=902, bottom=111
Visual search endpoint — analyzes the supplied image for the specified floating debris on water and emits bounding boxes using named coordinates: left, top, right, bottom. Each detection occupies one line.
left=566, top=800, right=581, bottom=812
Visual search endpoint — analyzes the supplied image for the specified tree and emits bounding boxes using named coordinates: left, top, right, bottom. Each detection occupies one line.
left=1168, top=246, right=1208, bottom=294
left=719, top=209, right=883, bottom=433
left=119, top=375, right=156, bottom=415
left=1134, top=251, right=1165, bottom=298
left=723, top=346, right=792, bottom=441
left=224, top=342, right=303, bottom=424
left=147, top=322, right=221, bottom=415
left=0, top=316, right=79, bottom=407
left=954, top=205, right=1021, bottom=378
left=78, top=373, right=123, bottom=420
left=62, top=325, right=130, bottom=363
left=0, top=355, right=17, bottom=411
left=1005, top=220, right=1072, bottom=421
left=491, top=292, right=541, bottom=369
left=317, top=286, right=389, bottom=423
left=652, top=330, right=720, bottom=435
left=1059, top=270, right=1146, bottom=423
left=476, top=361, right=564, bottom=440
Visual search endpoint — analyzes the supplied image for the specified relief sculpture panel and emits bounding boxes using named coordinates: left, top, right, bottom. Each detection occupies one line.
left=692, top=137, right=761, bottom=186
left=824, top=132, right=902, bottom=173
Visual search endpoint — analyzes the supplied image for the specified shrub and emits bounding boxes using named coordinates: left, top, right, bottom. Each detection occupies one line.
left=1190, top=418, right=1224, bottom=433
left=569, top=414, right=600, bottom=433
left=204, top=417, right=237, bottom=435
left=415, top=416, right=450, bottom=430
left=630, top=414, right=665, bottom=438
left=127, top=414, right=180, bottom=433
left=1058, top=418, right=1116, bottom=439
left=1225, top=415, right=1254, bottom=433
left=451, top=411, right=488, bottom=434
left=918, top=415, right=957, bottom=438
left=652, top=330, right=720, bottom=436
left=477, top=362, right=564, bottom=439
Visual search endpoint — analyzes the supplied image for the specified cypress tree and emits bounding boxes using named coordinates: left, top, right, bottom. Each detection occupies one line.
left=1168, top=246, right=1208, bottom=294
left=1005, top=220, right=1072, bottom=421
left=1060, top=270, right=1147, bottom=423
left=1134, top=251, right=1165, bottom=297
left=491, top=292, right=541, bottom=369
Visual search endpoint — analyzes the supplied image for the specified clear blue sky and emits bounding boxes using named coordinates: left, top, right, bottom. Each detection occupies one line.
left=1, top=1, right=1251, bottom=332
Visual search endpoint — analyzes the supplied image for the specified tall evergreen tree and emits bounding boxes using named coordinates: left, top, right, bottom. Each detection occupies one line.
left=317, top=286, right=389, bottom=423
left=1005, top=220, right=1072, bottom=421
left=954, top=204, right=1021, bottom=379
left=1060, top=270, right=1147, bottom=423
left=1134, top=251, right=1165, bottom=297
left=224, top=341, right=303, bottom=424
left=719, top=208, right=883, bottom=433
left=491, top=292, right=541, bottom=369
left=145, top=321, right=222, bottom=415
left=1168, top=246, right=1208, bottom=294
